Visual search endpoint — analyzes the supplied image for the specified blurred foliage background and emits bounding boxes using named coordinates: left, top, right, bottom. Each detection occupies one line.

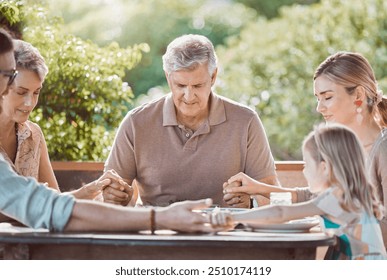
left=1, top=0, right=386, bottom=161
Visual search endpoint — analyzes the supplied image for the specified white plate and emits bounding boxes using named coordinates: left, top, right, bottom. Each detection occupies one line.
left=246, top=217, right=320, bottom=233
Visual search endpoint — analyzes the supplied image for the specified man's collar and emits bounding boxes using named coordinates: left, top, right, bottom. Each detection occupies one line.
left=163, top=93, right=178, bottom=126
left=208, top=92, right=226, bottom=126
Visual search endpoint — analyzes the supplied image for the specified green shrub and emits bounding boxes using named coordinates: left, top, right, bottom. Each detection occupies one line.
left=216, top=0, right=386, bottom=159
left=1, top=0, right=148, bottom=160
left=47, top=0, right=257, bottom=97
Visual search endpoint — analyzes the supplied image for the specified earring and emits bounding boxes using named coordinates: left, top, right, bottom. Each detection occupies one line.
left=355, top=100, right=363, bottom=125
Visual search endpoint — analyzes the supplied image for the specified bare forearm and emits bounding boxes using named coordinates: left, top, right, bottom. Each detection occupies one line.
left=64, top=199, right=214, bottom=233
left=256, top=183, right=298, bottom=202
left=64, top=201, right=150, bottom=232
left=232, top=201, right=321, bottom=225
left=233, top=205, right=288, bottom=224
left=253, top=175, right=298, bottom=202
left=225, top=174, right=299, bottom=203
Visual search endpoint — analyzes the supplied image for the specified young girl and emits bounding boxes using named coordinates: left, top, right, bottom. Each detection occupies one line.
left=218, top=124, right=386, bottom=260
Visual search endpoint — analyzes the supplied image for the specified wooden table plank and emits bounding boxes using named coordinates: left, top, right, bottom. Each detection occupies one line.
left=0, top=225, right=335, bottom=260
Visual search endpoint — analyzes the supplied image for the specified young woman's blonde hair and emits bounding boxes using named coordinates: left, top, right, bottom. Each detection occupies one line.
left=303, top=123, right=383, bottom=219
left=314, top=51, right=387, bottom=128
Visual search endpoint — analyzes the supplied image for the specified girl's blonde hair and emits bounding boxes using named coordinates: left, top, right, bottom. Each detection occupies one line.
left=303, top=124, right=383, bottom=219
left=314, top=51, right=387, bottom=128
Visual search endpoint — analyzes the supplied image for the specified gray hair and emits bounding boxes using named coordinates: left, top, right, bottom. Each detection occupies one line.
left=162, top=34, right=217, bottom=75
left=13, top=39, right=48, bottom=81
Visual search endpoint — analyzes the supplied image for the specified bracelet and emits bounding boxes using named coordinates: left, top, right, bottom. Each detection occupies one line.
left=150, top=209, right=156, bottom=234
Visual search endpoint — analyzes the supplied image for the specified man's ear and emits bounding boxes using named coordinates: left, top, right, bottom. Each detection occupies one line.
left=211, top=68, right=218, bottom=86
left=165, top=71, right=172, bottom=87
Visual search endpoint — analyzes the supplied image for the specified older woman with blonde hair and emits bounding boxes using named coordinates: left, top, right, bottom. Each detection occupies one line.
left=0, top=40, right=55, bottom=186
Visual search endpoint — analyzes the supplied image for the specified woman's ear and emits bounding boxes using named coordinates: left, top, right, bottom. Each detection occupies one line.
left=354, top=85, right=366, bottom=102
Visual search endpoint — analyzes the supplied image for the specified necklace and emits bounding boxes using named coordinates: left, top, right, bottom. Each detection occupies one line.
left=363, top=142, right=374, bottom=148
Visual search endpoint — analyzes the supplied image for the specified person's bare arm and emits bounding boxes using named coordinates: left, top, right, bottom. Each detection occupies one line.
left=64, top=198, right=216, bottom=233
left=224, top=172, right=299, bottom=203
left=211, top=199, right=323, bottom=227
left=232, top=200, right=322, bottom=224
left=251, top=174, right=281, bottom=206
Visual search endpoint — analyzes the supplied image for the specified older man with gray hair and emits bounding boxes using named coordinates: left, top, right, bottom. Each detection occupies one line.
left=0, top=29, right=216, bottom=235
left=104, top=34, right=279, bottom=208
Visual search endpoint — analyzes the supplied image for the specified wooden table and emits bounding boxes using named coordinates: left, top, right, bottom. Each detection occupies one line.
left=0, top=223, right=335, bottom=260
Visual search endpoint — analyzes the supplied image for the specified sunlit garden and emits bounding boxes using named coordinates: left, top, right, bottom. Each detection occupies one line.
left=1, top=0, right=385, bottom=161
